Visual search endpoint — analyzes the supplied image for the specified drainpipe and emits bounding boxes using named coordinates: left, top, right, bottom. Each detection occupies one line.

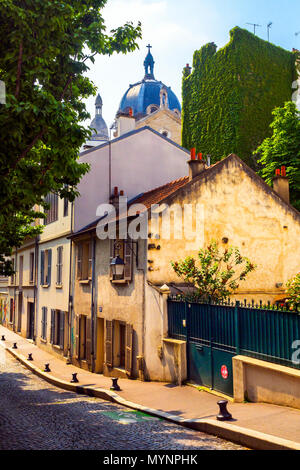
left=90, top=234, right=96, bottom=373
left=67, top=201, right=74, bottom=364
left=33, top=235, right=39, bottom=342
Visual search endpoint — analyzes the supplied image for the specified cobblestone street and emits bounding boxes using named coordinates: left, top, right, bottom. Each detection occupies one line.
left=0, top=351, right=244, bottom=450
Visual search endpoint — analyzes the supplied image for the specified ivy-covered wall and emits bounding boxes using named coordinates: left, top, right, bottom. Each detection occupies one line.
left=182, top=27, right=296, bottom=167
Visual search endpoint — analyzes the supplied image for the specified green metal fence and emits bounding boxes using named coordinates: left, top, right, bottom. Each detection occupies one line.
left=167, top=298, right=300, bottom=370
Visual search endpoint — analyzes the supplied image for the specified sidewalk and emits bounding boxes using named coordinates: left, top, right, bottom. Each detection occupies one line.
left=1, top=325, right=300, bottom=451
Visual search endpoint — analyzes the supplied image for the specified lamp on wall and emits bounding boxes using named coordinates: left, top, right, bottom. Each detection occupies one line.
left=110, top=255, right=125, bottom=277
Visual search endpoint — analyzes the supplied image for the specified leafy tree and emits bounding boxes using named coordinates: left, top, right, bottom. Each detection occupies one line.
left=0, top=0, right=141, bottom=274
left=286, top=272, right=300, bottom=311
left=254, top=101, right=300, bottom=210
left=171, top=241, right=256, bottom=303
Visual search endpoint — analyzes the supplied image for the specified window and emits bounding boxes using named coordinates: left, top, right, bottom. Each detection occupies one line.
left=77, top=241, right=92, bottom=281
left=40, top=249, right=52, bottom=286
left=29, top=252, right=34, bottom=284
left=19, top=255, right=23, bottom=286
left=110, top=239, right=133, bottom=282
left=41, top=307, right=47, bottom=340
left=63, top=185, right=69, bottom=217
left=10, top=259, right=15, bottom=285
left=50, top=309, right=64, bottom=349
left=44, top=193, right=58, bottom=225
left=56, top=246, right=63, bottom=286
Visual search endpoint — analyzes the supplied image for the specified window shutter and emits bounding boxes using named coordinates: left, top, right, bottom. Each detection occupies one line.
left=41, top=307, right=45, bottom=339
left=50, top=309, right=55, bottom=344
left=40, top=251, right=44, bottom=285
left=59, top=311, right=64, bottom=350
left=109, top=240, right=114, bottom=280
left=77, top=244, right=83, bottom=280
left=88, top=242, right=92, bottom=280
left=86, top=317, right=92, bottom=365
left=47, top=249, right=52, bottom=286
left=105, top=320, right=113, bottom=367
left=124, top=240, right=133, bottom=281
left=125, top=323, right=133, bottom=376
left=75, top=315, right=80, bottom=358
left=45, top=307, right=48, bottom=340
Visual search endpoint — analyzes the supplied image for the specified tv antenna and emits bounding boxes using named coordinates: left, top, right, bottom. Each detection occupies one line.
left=246, top=23, right=261, bottom=35
left=267, top=22, right=273, bottom=42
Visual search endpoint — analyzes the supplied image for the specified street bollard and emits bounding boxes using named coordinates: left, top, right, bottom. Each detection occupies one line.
left=217, top=400, right=232, bottom=421
left=110, top=377, right=121, bottom=391
left=1, top=335, right=5, bottom=341
left=70, top=373, right=79, bottom=383
left=28, top=353, right=33, bottom=361
left=44, top=364, right=51, bottom=372
left=12, top=343, right=17, bottom=349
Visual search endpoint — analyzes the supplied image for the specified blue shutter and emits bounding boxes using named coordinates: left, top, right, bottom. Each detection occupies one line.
left=47, top=249, right=52, bottom=286
left=59, top=311, right=64, bottom=350
left=40, top=251, right=44, bottom=285
left=50, top=309, right=55, bottom=344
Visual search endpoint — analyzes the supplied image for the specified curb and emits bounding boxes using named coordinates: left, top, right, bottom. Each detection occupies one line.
left=3, top=344, right=300, bottom=451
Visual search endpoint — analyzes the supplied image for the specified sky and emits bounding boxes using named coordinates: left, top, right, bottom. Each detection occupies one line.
left=84, top=0, right=300, bottom=130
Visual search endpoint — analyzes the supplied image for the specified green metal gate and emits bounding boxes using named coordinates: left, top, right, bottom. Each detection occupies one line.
left=167, top=299, right=300, bottom=397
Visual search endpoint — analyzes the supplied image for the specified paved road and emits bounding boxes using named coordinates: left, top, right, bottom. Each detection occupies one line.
left=0, top=351, right=244, bottom=450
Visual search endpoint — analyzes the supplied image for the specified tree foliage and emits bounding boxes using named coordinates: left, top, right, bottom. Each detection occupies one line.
left=171, top=241, right=256, bottom=303
left=0, top=0, right=141, bottom=274
left=255, top=101, right=300, bottom=210
left=286, top=272, right=300, bottom=310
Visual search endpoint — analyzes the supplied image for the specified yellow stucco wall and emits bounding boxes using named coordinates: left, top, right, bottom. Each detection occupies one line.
left=146, top=156, right=300, bottom=303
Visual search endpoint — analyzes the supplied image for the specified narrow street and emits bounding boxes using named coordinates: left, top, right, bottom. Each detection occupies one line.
left=0, top=351, right=244, bottom=450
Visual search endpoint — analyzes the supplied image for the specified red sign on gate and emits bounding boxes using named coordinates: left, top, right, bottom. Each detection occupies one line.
left=221, top=365, right=228, bottom=380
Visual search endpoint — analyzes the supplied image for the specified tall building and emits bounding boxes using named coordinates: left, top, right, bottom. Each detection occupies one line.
left=182, top=27, right=297, bottom=167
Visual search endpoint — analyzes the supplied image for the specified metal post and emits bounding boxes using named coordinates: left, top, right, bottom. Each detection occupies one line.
left=235, top=301, right=240, bottom=355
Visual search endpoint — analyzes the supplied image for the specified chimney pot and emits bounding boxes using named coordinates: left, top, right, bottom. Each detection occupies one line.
left=114, top=186, right=118, bottom=196
left=120, top=190, right=124, bottom=196
left=190, top=148, right=196, bottom=160
left=198, top=152, right=203, bottom=160
left=281, top=166, right=286, bottom=177
left=275, top=169, right=280, bottom=176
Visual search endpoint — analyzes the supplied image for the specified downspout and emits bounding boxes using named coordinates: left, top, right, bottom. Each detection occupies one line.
left=34, top=235, right=39, bottom=342
left=91, top=234, right=96, bottom=373
left=13, top=248, right=17, bottom=332
left=67, top=200, right=74, bottom=363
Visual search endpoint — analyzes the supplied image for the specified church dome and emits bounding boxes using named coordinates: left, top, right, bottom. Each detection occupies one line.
left=89, top=93, right=109, bottom=141
left=117, top=45, right=181, bottom=120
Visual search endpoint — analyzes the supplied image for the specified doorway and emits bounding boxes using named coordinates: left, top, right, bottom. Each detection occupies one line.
left=17, top=292, right=22, bottom=332
left=28, top=302, right=35, bottom=339
left=95, top=318, right=104, bottom=373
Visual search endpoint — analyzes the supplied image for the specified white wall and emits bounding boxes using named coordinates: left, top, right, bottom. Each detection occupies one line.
left=75, top=128, right=189, bottom=232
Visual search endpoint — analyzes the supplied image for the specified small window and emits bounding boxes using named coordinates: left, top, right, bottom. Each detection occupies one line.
left=77, top=241, right=92, bottom=281
left=40, top=249, right=52, bottom=286
left=44, top=193, right=58, bottom=225
left=63, top=185, right=69, bottom=217
left=29, top=252, right=34, bottom=284
left=56, top=246, right=63, bottom=286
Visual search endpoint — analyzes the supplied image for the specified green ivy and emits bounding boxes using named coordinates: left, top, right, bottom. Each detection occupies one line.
left=182, top=27, right=296, bottom=168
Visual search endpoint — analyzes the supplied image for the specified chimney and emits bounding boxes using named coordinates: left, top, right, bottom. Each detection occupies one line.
left=116, top=107, right=135, bottom=137
left=273, top=166, right=290, bottom=204
left=188, top=149, right=206, bottom=181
